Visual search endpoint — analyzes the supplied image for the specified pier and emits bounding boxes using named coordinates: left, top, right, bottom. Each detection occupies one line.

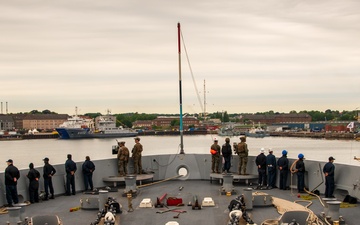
left=269, top=131, right=359, bottom=140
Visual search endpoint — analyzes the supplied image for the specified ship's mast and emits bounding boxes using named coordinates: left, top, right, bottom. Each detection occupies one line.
left=203, top=79, right=207, bottom=121
left=178, top=22, right=184, bottom=154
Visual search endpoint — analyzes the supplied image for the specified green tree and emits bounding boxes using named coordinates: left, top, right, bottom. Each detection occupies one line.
left=85, top=113, right=102, bottom=118
left=42, top=109, right=53, bottom=114
left=30, top=110, right=40, bottom=114
left=171, top=119, right=180, bottom=126
left=222, top=111, right=230, bottom=122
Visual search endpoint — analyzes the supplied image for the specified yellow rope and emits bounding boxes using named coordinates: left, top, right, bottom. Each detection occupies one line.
left=137, top=175, right=183, bottom=188
left=340, top=202, right=357, bottom=208
left=0, top=207, right=8, bottom=215
left=255, top=191, right=325, bottom=225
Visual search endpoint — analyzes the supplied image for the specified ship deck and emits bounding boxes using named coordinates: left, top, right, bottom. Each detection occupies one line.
left=1, top=179, right=358, bottom=225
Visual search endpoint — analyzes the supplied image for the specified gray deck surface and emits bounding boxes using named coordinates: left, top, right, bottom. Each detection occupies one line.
left=1, top=179, right=358, bottom=225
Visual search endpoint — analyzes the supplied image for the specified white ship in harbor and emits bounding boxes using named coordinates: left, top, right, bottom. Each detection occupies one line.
left=56, top=109, right=137, bottom=139
left=245, top=122, right=270, bottom=138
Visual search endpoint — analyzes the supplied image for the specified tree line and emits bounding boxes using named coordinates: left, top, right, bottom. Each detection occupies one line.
left=11, top=109, right=359, bottom=128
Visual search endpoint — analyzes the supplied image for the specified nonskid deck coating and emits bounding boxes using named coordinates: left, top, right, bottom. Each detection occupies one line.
left=1, top=180, right=358, bottom=225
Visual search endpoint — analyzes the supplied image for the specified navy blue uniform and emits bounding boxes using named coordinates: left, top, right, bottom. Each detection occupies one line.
left=295, top=159, right=305, bottom=193
left=221, top=143, right=232, bottom=173
left=5, top=164, right=20, bottom=205
left=65, top=158, right=77, bottom=195
left=27, top=167, right=40, bottom=203
left=255, top=153, right=267, bottom=186
left=82, top=159, right=95, bottom=191
left=323, top=162, right=335, bottom=197
left=266, top=153, right=277, bottom=188
left=43, top=162, right=56, bottom=199
left=277, top=155, right=289, bottom=190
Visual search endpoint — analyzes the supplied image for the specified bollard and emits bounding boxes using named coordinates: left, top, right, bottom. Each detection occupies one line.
left=327, top=201, right=341, bottom=222
left=124, top=175, right=137, bottom=193
left=322, top=197, right=336, bottom=216
left=223, top=174, right=234, bottom=193
left=7, top=206, right=22, bottom=224
left=14, top=203, right=27, bottom=221
left=99, top=190, right=109, bottom=211
left=243, top=188, right=253, bottom=210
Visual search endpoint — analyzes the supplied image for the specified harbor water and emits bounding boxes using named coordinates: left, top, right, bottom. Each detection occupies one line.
left=1, top=135, right=360, bottom=171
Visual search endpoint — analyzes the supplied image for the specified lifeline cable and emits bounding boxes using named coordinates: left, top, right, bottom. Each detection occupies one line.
left=152, top=144, right=183, bottom=167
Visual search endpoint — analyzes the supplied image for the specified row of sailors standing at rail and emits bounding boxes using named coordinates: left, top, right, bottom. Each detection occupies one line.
left=3, top=155, right=95, bottom=207
left=210, top=136, right=312, bottom=192
left=210, top=136, right=249, bottom=175
left=253, top=148, right=306, bottom=192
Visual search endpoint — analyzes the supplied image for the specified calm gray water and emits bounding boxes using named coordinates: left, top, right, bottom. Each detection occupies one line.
left=1, top=135, right=360, bottom=170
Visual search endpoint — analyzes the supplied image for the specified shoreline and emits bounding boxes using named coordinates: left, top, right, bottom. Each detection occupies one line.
left=0, top=130, right=359, bottom=140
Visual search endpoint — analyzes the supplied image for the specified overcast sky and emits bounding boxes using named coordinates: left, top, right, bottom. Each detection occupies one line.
left=1, top=0, right=359, bottom=115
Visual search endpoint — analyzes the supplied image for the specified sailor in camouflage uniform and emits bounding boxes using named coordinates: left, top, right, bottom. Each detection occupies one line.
left=117, top=141, right=129, bottom=176
left=210, top=138, right=221, bottom=173
left=132, top=137, right=143, bottom=174
left=236, top=136, right=249, bottom=175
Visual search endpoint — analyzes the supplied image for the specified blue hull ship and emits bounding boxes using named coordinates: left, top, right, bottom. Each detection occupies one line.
left=56, top=111, right=138, bottom=139
left=56, top=127, right=137, bottom=139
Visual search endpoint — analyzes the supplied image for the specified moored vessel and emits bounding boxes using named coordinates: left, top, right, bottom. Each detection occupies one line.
left=56, top=110, right=137, bottom=139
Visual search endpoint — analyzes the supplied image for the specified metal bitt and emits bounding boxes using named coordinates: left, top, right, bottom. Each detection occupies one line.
left=124, top=175, right=137, bottom=196
left=322, top=197, right=337, bottom=216
left=221, top=174, right=236, bottom=195
left=13, top=203, right=27, bottom=222
left=327, top=201, right=341, bottom=222
left=99, top=190, right=109, bottom=211
left=243, top=188, right=253, bottom=210
left=6, top=206, right=22, bottom=224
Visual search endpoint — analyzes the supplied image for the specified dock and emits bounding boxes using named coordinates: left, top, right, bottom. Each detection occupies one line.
left=269, top=131, right=359, bottom=139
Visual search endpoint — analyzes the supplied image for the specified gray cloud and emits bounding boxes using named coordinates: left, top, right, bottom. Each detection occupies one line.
left=0, top=0, right=359, bottom=114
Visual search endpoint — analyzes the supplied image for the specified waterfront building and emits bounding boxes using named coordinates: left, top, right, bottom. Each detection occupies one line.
left=19, top=114, right=68, bottom=130
left=239, top=113, right=312, bottom=125
left=133, top=116, right=199, bottom=130
left=0, top=115, right=15, bottom=131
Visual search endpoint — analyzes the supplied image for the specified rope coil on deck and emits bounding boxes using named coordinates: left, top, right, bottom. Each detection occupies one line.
left=254, top=192, right=326, bottom=225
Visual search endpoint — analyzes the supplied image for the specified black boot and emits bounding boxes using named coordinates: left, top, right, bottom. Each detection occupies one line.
left=49, top=194, right=55, bottom=199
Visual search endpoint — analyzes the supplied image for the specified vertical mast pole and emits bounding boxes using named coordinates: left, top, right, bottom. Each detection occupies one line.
left=178, top=22, right=185, bottom=154
left=204, top=79, right=206, bottom=121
